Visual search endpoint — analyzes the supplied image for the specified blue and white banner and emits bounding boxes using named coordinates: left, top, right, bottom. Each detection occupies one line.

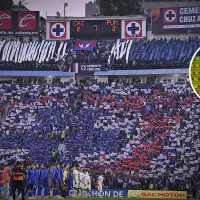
left=108, top=39, right=133, bottom=64
left=0, top=40, right=67, bottom=63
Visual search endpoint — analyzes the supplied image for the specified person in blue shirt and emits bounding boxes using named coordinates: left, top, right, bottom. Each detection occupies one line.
left=27, top=163, right=36, bottom=198
left=43, top=165, right=50, bottom=197
left=52, top=164, right=60, bottom=197
left=59, top=164, right=64, bottom=189
left=34, top=163, right=39, bottom=197
left=37, top=164, right=45, bottom=197
left=66, top=166, right=73, bottom=198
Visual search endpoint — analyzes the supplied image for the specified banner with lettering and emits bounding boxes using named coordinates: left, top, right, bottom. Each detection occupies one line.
left=0, top=11, right=39, bottom=35
left=128, top=190, right=187, bottom=199
left=152, top=6, right=200, bottom=33
left=91, top=189, right=127, bottom=197
left=72, top=63, right=107, bottom=74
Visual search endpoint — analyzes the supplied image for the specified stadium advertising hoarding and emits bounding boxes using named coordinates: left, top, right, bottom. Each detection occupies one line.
left=65, top=189, right=126, bottom=197
left=91, top=189, right=127, bottom=197
left=72, top=63, right=106, bottom=74
left=152, top=6, right=200, bottom=34
left=0, top=11, right=40, bottom=35
left=46, top=17, right=146, bottom=40
left=128, top=190, right=187, bottom=199
left=79, top=64, right=102, bottom=73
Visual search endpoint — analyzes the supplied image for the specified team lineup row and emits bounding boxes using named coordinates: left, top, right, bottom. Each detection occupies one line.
left=4, top=161, right=105, bottom=199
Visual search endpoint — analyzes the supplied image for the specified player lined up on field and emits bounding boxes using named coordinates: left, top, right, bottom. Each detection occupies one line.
left=2, top=161, right=106, bottom=199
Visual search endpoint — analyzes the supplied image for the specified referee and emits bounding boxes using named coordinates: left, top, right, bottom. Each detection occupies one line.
left=11, top=161, right=27, bottom=200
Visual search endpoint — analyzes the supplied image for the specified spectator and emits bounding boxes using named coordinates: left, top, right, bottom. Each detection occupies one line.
left=0, top=37, right=198, bottom=71
left=1, top=162, right=11, bottom=200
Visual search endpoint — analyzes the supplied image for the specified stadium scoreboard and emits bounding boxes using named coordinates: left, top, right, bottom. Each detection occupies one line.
left=70, top=19, right=121, bottom=39
left=46, top=16, right=147, bottom=40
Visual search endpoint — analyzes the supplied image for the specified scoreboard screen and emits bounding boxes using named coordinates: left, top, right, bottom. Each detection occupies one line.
left=70, top=19, right=121, bottom=39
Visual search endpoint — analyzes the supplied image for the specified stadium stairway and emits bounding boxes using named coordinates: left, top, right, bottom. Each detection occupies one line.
left=0, top=104, right=9, bottom=123
left=58, top=143, right=66, bottom=155
left=58, top=143, right=65, bottom=151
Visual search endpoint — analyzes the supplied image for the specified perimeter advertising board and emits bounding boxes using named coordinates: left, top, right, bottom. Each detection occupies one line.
left=128, top=190, right=187, bottom=199
left=64, top=189, right=126, bottom=197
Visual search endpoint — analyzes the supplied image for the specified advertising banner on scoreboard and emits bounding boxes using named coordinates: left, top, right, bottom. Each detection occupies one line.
left=128, top=190, right=187, bottom=199
left=0, top=11, right=39, bottom=35
left=152, top=6, right=200, bottom=34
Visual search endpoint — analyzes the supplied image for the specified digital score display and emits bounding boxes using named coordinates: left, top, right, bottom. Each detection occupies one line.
left=70, top=19, right=121, bottom=39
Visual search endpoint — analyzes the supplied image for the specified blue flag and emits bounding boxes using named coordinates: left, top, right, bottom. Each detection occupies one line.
left=74, top=39, right=97, bottom=51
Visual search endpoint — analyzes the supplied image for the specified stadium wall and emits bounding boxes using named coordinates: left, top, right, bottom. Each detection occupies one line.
left=60, top=76, right=75, bottom=83
left=0, top=73, right=188, bottom=84
left=76, top=74, right=94, bottom=82
left=94, top=75, right=108, bottom=83
left=0, top=77, right=16, bottom=83
left=157, top=74, right=187, bottom=82
left=94, top=74, right=187, bottom=84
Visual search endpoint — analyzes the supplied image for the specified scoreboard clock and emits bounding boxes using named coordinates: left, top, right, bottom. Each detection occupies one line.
left=70, top=19, right=121, bottom=39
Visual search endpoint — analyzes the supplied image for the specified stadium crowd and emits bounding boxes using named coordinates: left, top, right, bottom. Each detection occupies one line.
left=0, top=37, right=199, bottom=71
left=0, top=76, right=199, bottom=198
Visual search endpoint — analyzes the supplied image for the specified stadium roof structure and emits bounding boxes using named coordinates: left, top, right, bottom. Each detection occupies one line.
left=94, top=69, right=189, bottom=76
left=0, top=71, right=75, bottom=77
left=47, top=15, right=146, bottom=20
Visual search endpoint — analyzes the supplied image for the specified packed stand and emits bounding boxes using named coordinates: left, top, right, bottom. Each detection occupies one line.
left=0, top=83, right=61, bottom=164
left=0, top=37, right=199, bottom=71
left=109, top=37, right=199, bottom=70
left=0, top=77, right=199, bottom=194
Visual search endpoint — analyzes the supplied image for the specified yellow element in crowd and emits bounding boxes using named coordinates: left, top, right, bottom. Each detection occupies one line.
left=181, top=155, right=185, bottom=160
left=63, top=168, right=68, bottom=181
left=61, top=133, right=65, bottom=139
left=190, top=55, right=200, bottom=93
left=128, top=190, right=187, bottom=199
left=149, top=183, right=154, bottom=190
